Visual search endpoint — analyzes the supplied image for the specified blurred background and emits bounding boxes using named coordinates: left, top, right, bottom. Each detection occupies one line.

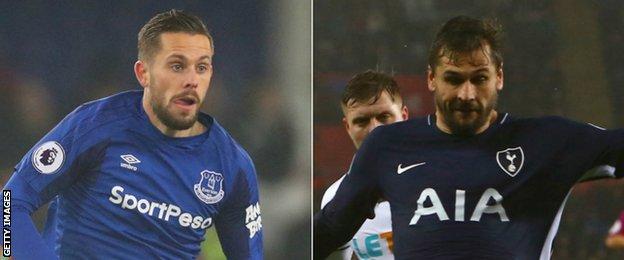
left=0, top=1, right=310, bottom=259
left=314, top=0, right=624, bottom=259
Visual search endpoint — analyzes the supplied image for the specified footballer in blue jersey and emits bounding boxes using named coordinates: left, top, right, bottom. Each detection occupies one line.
left=314, top=16, right=624, bottom=259
left=4, top=10, right=262, bottom=259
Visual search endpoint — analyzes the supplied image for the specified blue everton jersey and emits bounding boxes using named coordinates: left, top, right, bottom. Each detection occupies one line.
left=315, top=113, right=624, bottom=260
left=6, top=90, right=262, bottom=259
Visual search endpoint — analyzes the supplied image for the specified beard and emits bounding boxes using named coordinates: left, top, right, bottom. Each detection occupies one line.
left=435, top=91, right=497, bottom=136
left=150, top=89, right=200, bottom=131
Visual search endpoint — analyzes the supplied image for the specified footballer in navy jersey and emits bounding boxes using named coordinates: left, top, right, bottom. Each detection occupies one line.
left=4, top=10, right=262, bottom=259
left=314, top=16, right=624, bottom=259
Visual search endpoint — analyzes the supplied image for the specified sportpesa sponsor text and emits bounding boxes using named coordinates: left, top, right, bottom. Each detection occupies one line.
left=109, top=185, right=263, bottom=238
left=109, top=186, right=213, bottom=229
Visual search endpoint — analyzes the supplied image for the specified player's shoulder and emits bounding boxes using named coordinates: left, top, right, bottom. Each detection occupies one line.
left=320, top=174, right=346, bottom=208
left=77, top=90, right=142, bottom=120
left=208, top=119, right=255, bottom=169
left=505, top=114, right=592, bottom=131
left=508, top=114, right=568, bottom=124
left=69, top=90, right=141, bottom=126
left=368, top=115, right=432, bottom=142
left=386, top=115, right=431, bottom=130
left=57, top=90, right=142, bottom=140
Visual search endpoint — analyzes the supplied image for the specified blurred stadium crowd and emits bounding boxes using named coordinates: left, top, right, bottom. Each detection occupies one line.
left=314, top=0, right=624, bottom=259
left=0, top=1, right=310, bottom=259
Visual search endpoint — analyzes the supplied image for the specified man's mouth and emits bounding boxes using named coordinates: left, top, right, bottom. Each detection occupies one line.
left=172, top=96, right=198, bottom=109
left=454, top=108, right=477, bottom=113
left=449, top=102, right=481, bottom=113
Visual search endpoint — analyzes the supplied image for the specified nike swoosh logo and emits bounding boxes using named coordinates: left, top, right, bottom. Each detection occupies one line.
left=397, top=162, right=426, bottom=174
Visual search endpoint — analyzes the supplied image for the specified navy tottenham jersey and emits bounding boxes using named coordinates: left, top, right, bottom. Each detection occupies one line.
left=6, top=90, right=262, bottom=259
left=316, top=113, right=624, bottom=260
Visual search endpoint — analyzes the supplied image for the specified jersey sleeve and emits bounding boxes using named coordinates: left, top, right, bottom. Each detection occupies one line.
left=320, top=176, right=354, bottom=259
left=562, top=119, right=624, bottom=182
left=314, top=128, right=383, bottom=260
left=3, top=105, right=108, bottom=258
left=215, top=151, right=262, bottom=260
left=10, top=201, right=58, bottom=259
left=4, top=105, right=106, bottom=209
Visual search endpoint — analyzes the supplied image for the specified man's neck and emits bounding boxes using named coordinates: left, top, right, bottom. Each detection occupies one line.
left=435, top=110, right=498, bottom=135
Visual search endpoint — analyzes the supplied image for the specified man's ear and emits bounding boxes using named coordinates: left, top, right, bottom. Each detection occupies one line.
left=134, top=60, right=150, bottom=88
left=342, top=117, right=350, bottom=131
left=401, top=105, right=409, bottom=120
left=427, top=66, right=435, bottom=92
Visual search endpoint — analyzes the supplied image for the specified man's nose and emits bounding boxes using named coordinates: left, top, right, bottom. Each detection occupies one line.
left=457, top=82, right=476, bottom=101
left=184, top=70, right=200, bottom=89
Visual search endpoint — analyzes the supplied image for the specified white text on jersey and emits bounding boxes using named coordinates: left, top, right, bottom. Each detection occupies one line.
left=409, top=188, right=509, bottom=225
left=109, top=186, right=213, bottom=230
left=245, top=202, right=262, bottom=238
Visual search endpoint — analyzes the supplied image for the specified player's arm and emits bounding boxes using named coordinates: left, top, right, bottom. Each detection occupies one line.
left=586, top=127, right=624, bottom=177
left=214, top=152, right=262, bottom=260
left=320, top=176, right=355, bottom=260
left=3, top=106, right=106, bottom=259
left=6, top=175, right=58, bottom=259
left=560, top=118, right=624, bottom=180
left=314, top=129, right=383, bottom=260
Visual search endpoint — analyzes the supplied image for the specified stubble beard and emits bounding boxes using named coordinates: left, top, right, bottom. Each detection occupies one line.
left=435, top=91, right=497, bottom=137
left=150, top=90, right=198, bottom=131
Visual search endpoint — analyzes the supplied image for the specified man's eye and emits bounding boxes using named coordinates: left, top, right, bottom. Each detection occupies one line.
left=445, top=76, right=464, bottom=85
left=353, top=119, right=368, bottom=127
left=171, top=64, right=183, bottom=71
left=472, top=75, right=488, bottom=84
left=378, top=113, right=391, bottom=122
left=197, top=64, right=210, bottom=73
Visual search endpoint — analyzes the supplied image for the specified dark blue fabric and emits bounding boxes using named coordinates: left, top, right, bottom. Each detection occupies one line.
left=5, top=173, right=58, bottom=259
left=12, top=203, right=58, bottom=260
left=315, top=114, right=624, bottom=259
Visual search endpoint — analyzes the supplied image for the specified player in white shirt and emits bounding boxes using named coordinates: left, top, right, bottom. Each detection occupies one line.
left=320, top=70, right=408, bottom=259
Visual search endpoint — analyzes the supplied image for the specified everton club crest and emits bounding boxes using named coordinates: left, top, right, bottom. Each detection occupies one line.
left=194, top=170, right=225, bottom=204
left=496, top=147, right=525, bottom=177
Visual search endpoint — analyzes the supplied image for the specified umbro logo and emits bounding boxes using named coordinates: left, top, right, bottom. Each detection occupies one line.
left=397, top=162, right=426, bottom=174
left=120, top=154, right=141, bottom=171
